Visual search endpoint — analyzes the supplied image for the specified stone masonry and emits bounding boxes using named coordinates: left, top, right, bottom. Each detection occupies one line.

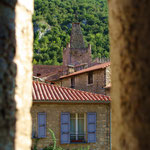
left=63, top=23, right=92, bottom=67
left=70, top=23, right=85, bottom=49
left=109, top=0, right=150, bottom=149
left=0, top=0, right=33, bottom=150
left=56, top=67, right=110, bottom=95
left=31, top=103, right=110, bottom=150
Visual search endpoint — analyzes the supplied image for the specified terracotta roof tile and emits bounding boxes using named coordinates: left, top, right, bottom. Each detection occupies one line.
left=60, top=62, right=110, bottom=79
left=32, top=81, right=111, bottom=103
left=33, top=65, right=63, bottom=77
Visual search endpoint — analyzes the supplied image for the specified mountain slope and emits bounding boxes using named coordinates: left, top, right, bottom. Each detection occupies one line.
left=33, top=0, right=109, bottom=65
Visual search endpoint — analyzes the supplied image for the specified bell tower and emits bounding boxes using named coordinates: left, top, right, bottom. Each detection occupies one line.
left=63, top=22, right=92, bottom=67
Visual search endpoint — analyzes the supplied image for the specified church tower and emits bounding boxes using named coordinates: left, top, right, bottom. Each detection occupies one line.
left=63, top=23, right=92, bottom=67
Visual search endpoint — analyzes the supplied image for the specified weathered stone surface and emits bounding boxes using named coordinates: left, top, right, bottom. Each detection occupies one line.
left=70, top=23, right=85, bottom=49
left=0, top=0, right=33, bottom=149
left=109, top=0, right=150, bottom=150
left=63, top=23, right=92, bottom=67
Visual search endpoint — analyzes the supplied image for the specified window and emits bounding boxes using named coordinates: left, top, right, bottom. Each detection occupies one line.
left=61, top=112, right=96, bottom=144
left=88, top=72, right=93, bottom=84
left=71, top=77, right=75, bottom=88
left=70, top=113, right=85, bottom=143
left=37, top=73, right=41, bottom=77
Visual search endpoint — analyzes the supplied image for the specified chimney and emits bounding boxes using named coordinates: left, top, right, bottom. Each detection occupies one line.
left=67, top=65, right=75, bottom=74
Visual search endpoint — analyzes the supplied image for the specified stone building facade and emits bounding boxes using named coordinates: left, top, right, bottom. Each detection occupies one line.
left=56, top=62, right=111, bottom=95
left=32, top=103, right=110, bottom=150
left=31, top=82, right=111, bottom=150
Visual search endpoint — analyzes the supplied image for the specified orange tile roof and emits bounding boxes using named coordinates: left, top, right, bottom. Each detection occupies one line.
left=33, top=65, right=68, bottom=81
left=32, top=81, right=111, bottom=103
left=33, top=65, right=63, bottom=77
left=60, top=62, right=110, bottom=79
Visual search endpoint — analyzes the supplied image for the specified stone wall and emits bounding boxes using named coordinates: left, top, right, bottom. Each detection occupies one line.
left=58, top=69, right=106, bottom=94
left=63, top=46, right=92, bottom=67
left=63, top=44, right=71, bottom=67
left=31, top=103, right=110, bottom=150
left=0, top=0, right=33, bottom=149
left=70, top=47, right=91, bottom=66
left=109, top=0, right=150, bottom=149
left=105, top=89, right=110, bottom=96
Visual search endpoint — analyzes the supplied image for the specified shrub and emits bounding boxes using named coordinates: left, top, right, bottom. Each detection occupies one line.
left=43, top=129, right=64, bottom=150
left=32, top=129, right=90, bottom=150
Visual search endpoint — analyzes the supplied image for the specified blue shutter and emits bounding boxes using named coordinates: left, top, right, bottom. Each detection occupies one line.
left=38, top=113, right=46, bottom=138
left=61, top=112, right=70, bottom=144
left=87, top=112, right=96, bottom=143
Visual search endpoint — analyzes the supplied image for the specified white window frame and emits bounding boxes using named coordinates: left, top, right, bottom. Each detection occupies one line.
left=70, top=113, right=86, bottom=142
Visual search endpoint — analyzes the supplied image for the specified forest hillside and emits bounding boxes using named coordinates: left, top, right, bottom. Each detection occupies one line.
left=33, top=0, right=109, bottom=65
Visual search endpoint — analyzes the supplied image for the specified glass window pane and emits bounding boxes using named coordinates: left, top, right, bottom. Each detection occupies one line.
left=78, top=119, right=84, bottom=134
left=78, top=113, right=84, bottom=118
left=70, top=113, right=76, bottom=142
left=70, top=134, right=76, bottom=141
left=70, top=114, right=75, bottom=118
left=70, top=119, right=76, bottom=134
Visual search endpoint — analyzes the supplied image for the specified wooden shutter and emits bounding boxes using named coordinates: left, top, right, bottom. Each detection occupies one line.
left=87, top=112, right=96, bottom=143
left=61, top=112, right=70, bottom=144
left=38, top=112, right=46, bottom=138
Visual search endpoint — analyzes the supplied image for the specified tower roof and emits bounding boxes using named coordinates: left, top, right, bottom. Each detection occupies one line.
left=70, top=23, right=85, bottom=49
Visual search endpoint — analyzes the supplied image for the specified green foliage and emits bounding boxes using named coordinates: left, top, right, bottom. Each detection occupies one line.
left=32, top=129, right=90, bottom=150
left=49, top=129, right=56, bottom=150
left=33, top=0, right=109, bottom=65
left=43, top=129, right=64, bottom=150
left=72, top=146, right=90, bottom=150
left=32, top=139, right=39, bottom=150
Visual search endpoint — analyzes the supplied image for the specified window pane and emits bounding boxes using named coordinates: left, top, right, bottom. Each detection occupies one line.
left=70, top=119, right=76, bottom=134
left=70, top=113, right=75, bottom=118
left=70, top=134, right=76, bottom=141
left=78, top=119, right=84, bottom=134
left=70, top=114, right=76, bottom=142
left=78, top=118, right=84, bottom=141
left=78, top=113, right=84, bottom=118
